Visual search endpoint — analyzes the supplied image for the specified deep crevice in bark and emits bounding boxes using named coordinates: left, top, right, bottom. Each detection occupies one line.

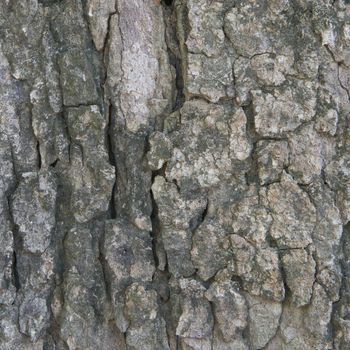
left=243, top=102, right=260, bottom=186
left=331, top=221, right=350, bottom=347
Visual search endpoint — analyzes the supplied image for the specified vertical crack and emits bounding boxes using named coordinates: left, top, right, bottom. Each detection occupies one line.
left=6, top=191, right=20, bottom=293
left=242, top=102, right=259, bottom=186
left=106, top=104, right=116, bottom=167
left=106, top=102, right=117, bottom=220
left=98, top=230, right=112, bottom=305
left=36, top=141, right=42, bottom=170
left=149, top=2, right=189, bottom=348
left=28, top=91, right=42, bottom=170
left=109, top=182, right=117, bottom=220
left=173, top=0, right=190, bottom=108
left=150, top=189, right=161, bottom=269
left=101, top=3, right=117, bottom=89
left=101, top=3, right=118, bottom=222
left=12, top=251, right=20, bottom=292
left=331, top=222, right=350, bottom=348
left=150, top=161, right=168, bottom=271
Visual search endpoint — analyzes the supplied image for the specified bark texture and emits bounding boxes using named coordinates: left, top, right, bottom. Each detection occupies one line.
left=0, top=0, right=350, bottom=349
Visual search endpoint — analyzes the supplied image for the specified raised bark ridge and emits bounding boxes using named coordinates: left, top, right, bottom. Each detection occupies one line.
left=0, top=0, right=350, bottom=349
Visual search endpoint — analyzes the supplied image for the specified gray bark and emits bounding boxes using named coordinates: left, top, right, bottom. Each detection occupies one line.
left=0, top=0, right=350, bottom=349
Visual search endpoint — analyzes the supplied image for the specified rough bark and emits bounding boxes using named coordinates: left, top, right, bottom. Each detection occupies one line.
left=0, top=0, right=350, bottom=349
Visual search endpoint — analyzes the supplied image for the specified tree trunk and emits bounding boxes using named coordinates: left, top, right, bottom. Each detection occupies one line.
left=0, top=0, right=349, bottom=349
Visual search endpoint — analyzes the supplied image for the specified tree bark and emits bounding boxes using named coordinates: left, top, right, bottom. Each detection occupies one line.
left=0, top=0, right=350, bottom=349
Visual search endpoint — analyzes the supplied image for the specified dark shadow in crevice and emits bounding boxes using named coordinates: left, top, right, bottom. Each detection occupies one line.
left=49, top=158, right=59, bottom=168
left=150, top=189, right=161, bottom=268
left=12, top=251, right=20, bottom=292
left=162, top=0, right=173, bottom=6
left=109, top=182, right=117, bottom=220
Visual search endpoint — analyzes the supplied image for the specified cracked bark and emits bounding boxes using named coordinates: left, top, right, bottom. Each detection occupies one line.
left=0, top=0, right=350, bottom=350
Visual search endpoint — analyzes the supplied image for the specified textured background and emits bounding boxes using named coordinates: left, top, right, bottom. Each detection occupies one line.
left=0, top=0, right=350, bottom=349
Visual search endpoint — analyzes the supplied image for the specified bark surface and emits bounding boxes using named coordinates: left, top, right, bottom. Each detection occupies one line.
left=0, top=0, right=350, bottom=349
